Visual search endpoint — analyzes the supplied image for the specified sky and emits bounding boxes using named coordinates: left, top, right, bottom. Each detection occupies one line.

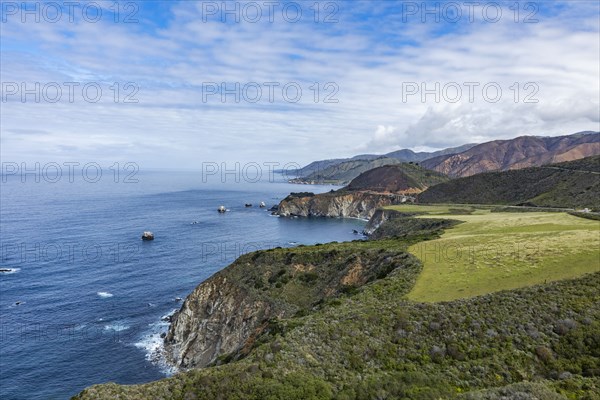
left=1, top=0, right=599, bottom=169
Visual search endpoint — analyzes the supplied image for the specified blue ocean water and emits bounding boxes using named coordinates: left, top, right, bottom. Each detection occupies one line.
left=0, top=171, right=365, bottom=400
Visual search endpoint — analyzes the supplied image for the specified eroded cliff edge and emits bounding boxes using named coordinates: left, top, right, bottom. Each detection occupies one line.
left=275, top=163, right=448, bottom=219
left=164, top=244, right=415, bottom=369
left=275, top=191, right=409, bottom=219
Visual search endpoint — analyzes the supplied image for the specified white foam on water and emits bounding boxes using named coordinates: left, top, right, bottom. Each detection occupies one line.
left=97, top=292, right=114, bottom=298
left=104, top=323, right=130, bottom=332
left=134, top=320, right=177, bottom=376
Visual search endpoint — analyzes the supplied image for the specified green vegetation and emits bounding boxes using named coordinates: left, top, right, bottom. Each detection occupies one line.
left=345, top=163, right=449, bottom=193
left=75, top=263, right=600, bottom=399
left=74, top=208, right=600, bottom=400
left=418, top=155, right=600, bottom=210
left=384, top=205, right=600, bottom=302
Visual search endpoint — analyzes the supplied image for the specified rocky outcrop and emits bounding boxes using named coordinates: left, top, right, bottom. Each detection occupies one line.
left=277, top=164, right=445, bottom=219
left=164, top=272, right=277, bottom=369
left=363, top=209, right=413, bottom=235
left=276, top=191, right=408, bottom=219
left=164, top=247, right=411, bottom=370
left=141, top=231, right=154, bottom=240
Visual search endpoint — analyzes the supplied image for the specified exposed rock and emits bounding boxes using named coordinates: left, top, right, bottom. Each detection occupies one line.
left=363, top=209, right=413, bottom=235
left=276, top=191, right=405, bottom=219
left=164, top=273, right=277, bottom=369
left=141, top=231, right=154, bottom=241
left=276, top=164, right=443, bottom=219
left=164, top=247, right=413, bottom=370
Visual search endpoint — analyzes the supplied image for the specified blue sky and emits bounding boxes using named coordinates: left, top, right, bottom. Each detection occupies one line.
left=1, top=0, right=599, bottom=169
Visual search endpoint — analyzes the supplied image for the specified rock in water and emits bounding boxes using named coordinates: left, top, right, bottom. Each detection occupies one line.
left=142, top=231, right=155, bottom=241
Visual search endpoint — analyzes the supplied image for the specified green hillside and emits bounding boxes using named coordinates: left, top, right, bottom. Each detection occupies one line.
left=384, top=205, right=600, bottom=302
left=74, top=213, right=600, bottom=400
left=418, top=156, right=600, bottom=209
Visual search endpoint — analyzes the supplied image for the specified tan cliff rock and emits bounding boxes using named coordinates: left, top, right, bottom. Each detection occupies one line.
left=275, top=191, right=407, bottom=219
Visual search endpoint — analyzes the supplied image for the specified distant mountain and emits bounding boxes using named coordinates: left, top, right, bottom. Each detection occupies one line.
left=297, top=157, right=402, bottom=185
left=346, top=163, right=449, bottom=193
left=291, top=144, right=476, bottom=180
left=386, top=143, right=476, bottom=162
left=421, top=132, right=600, bottom=178
left=418, top=155, right=600, bottom=209
left=277, top=163, right=448, bottom=219
left=292, top=144, right=476, bottom=184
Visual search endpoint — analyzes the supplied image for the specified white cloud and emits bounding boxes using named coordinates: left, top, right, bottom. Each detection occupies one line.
left=1, top=1, right=598, bottom=167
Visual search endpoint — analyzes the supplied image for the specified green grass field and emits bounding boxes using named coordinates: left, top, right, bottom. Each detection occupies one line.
left=386, top=205, right=600, bottom=302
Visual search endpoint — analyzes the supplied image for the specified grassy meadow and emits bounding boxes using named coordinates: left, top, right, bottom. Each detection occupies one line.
left=386, top=205, right=600, bottom=302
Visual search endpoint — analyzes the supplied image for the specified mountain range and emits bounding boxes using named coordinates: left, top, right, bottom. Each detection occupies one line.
left=421, top=131, right=600, bottom=178
left=290, top=144, right=476, bottom=184
left=292, top=131, right=599, bottom=184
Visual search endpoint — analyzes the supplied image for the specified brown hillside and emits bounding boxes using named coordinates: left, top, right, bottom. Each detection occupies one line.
left=421, top=132, right=599, bottom=177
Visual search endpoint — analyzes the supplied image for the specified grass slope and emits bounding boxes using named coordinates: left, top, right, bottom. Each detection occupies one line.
left=385, top=205, right=600, bottom=302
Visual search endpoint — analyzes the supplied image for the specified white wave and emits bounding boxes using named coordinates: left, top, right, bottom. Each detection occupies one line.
left=97, top=292, right=113, bottom=298
left=134, top=320, right=177, bottom=376
left=0, top=268, right=20, bottom=274
left=104, top=323, right=130, bottom=332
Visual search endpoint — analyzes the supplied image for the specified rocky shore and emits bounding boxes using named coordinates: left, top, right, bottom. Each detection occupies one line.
left=275, top=191, right=410, bottom=219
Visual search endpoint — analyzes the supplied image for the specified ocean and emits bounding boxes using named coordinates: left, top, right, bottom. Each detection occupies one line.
left=0, top=170, right=365, bottom=399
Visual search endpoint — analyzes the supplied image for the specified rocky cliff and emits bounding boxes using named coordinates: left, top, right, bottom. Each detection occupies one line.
left=164, top=246, right=411, bottom=369
left=276, top=191, right=406, bottom=219
left=164, top=272, right=277, bottom=369
left=278, top=164, right=447, bottom=219
left=362, top=209, right=411, bottom=235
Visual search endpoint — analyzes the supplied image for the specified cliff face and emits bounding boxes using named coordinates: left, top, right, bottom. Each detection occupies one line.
left=164, top=273, right=277, bottom=369
left=164, top=247, right=411, bottom=370
left=276, top=191, right=404, bottom=219
left=363, top=209, right=410, bottom=235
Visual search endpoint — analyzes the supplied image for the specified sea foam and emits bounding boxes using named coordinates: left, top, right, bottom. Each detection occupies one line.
left=134, top=320, right=177, bottom=376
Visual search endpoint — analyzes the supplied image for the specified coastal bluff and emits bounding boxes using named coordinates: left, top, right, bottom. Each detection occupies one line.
left=163, top=245, right=413, bottom=369
left=275, top=191, right=408, bottom=219
left=276, top=164, right=449, bottom=219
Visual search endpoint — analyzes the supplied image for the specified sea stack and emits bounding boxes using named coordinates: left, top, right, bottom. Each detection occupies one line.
left=218, top=205, right=227, bottom=213
left=142, top=231, right=155, bottom=241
